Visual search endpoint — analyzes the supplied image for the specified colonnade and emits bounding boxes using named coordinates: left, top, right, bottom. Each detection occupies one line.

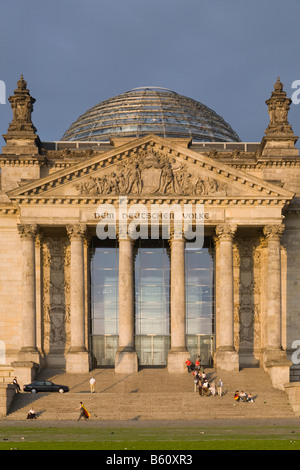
left=16, top=222, right=286, bottom=374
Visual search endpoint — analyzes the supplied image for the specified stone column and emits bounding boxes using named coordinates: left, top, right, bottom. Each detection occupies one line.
left=263, top=225, right=284, bottom=351
left=214, top=224, right=239, bottom=372
left=167, top=235, right=188, bottom=373
left=66, top=224, right=89, bottom=373
left=17, top=224, right=40, bottom=364
left=115, top=236, right=138, bottom=374
left=262, top=224, right=291, bottom=389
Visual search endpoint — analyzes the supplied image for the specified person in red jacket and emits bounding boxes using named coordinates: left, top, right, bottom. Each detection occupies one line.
left=185, top=358, right=192, bottom=373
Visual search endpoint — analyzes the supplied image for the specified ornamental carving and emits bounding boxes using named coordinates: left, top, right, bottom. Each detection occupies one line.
left=263, top=224, right=285, bottom=240
left=42, top=237, right=71, bottom=356
left=265, top=77, right=295, bottom=137
left=215, top=223, right=237, bottom=240
left=6, top=75, right=37, bottom=134
left=17, top=224, right=39, bottom=240
left=66, top=224, right=88, bottom=241
left=233, top=237, right=261, bottom=360
left=75, top=149, right=228, bottom=197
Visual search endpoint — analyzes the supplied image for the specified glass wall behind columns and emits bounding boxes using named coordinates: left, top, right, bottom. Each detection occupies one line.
left=134, top=240, right=171, bottom=366
left=89, top=239, right=119, bottom=367
left=186, top=238, right=215, bottom=366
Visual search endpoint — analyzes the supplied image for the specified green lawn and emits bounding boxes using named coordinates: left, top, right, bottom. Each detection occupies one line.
left=0, top=425, right=299, bottom=450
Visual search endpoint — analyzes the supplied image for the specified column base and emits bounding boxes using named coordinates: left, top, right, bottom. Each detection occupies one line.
left=115, top=349, right=138, bottom=374
left=263, top=348, right=292, bottom=390
left=214, top=347, right=239, bottom=372
left=167, top=349, right=190, bottom=374
left=66, top=349, right=89, bottom=374
left=18, top=348, right=41, bottom=366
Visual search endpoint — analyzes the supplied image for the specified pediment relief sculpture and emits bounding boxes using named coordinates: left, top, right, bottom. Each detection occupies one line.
left=74, top=149, right=228, bottom=197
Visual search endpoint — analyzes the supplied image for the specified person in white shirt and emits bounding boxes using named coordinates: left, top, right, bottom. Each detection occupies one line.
left=217, top=379, right=223, bottom=397
left=89, top=376, right=96, bottom=393
left=210, top=381, right=216, bottom=397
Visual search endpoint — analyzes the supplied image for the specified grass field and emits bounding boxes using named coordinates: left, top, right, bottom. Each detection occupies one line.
left=0, top=423, right=300, bottom=450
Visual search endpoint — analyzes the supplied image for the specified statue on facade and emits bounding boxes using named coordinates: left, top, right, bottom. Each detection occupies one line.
left=75, top=149, right=228, bottom=197
left=2, top=75, right=40, bottom=154
left=261, top=77, right=299, bottom=157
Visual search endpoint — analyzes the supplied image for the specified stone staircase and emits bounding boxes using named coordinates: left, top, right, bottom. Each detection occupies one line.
left=3, top=367, right=297, bottom=421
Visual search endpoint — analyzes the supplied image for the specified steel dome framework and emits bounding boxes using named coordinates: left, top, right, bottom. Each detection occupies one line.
left=61, top=87, right=240, bottom=143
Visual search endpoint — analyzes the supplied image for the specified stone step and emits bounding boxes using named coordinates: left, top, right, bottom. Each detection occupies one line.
left=3, top=367, right=296, bottom=420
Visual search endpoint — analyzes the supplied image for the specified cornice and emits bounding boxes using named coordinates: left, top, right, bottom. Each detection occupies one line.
left=9, top=195, right=291, bottom=207
left=0, top=203, right=20, bottom=215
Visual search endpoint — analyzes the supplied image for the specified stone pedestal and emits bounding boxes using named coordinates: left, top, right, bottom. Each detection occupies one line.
left=11, top=361, right=39, bottom=388
left=116, top=236, right=138, bottom=374
left=214, top=224, right=239, bottom=372
left=285, top=382, right=300, bottom=414
left=115, top=350, right=138, bottom=374
left=167, top=350, right=190, bottom=374
left=0, top=384, right=16, bottom=417
left=65, top=351, right=90, bottom=375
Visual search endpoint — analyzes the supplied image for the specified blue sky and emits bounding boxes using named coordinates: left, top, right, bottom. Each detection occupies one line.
left=0, top=0, right=299, bottom=144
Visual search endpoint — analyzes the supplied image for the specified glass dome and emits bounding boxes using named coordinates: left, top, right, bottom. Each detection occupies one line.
left=61, top=87, right=240, bottom=143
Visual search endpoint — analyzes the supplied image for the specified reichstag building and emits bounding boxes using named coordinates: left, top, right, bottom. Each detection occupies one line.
left=0, top=76, right=299, bottom=391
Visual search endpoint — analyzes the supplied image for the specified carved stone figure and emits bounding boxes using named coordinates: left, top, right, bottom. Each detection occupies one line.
left=75, top=148, right=228, bottom=197
left=42, top=237, right=71, bottom=356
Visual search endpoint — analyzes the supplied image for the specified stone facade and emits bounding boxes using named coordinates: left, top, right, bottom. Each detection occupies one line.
left=0, top=77, right=300, bottom=389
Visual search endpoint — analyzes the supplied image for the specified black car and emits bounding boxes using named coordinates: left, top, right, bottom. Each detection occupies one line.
left=23, top=381, right=69, bottom=394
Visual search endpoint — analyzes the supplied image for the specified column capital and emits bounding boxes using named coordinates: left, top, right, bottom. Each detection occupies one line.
left=168, top=223, right=186, bottom=247
left=17, top=224, right=39, bottom=240
left=215, top=223, right=237, bottom=241
left=168, top=234, right=186, bottom=248
left=116, top=231, right=135, bottom=246
left=66, top=224, right=88, bottom=241
left=263, top=224, right=285, bottom=241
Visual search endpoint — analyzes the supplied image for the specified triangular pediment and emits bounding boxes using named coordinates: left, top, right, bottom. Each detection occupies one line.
left=7, top=135, right=294, bottom=203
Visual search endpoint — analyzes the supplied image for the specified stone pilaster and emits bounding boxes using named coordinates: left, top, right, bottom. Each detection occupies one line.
left=167, top=235, right=188, bottom=373
left=66, top=224, right=89, bottom=373
left=214, top=224, right=239, bottom=372
left=115, top=235, right=138, bottom=374
left=262, top=224, right=291, bottom=389
left=17, top=224, right=40, bottom=365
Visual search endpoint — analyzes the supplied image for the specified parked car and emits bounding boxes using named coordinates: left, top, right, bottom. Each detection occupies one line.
left=23, top=380, right=69, bottom=394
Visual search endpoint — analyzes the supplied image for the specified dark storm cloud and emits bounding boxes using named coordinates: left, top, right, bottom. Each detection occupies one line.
left=0, top=0, right=299, bottom=144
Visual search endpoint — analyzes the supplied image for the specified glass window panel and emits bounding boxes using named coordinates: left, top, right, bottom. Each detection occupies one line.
left=185, top=239, right=214, bottom=340
left=134, top=240, right=170, bottom=362
left=90, top=241, right=119, bottom=339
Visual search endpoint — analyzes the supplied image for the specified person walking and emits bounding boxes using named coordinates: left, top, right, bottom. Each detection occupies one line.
left=217, top=379, right=223, bottom=397
left=89, top=376, right=96, bottom=393
left=76, top=402, right=90, bottom=421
